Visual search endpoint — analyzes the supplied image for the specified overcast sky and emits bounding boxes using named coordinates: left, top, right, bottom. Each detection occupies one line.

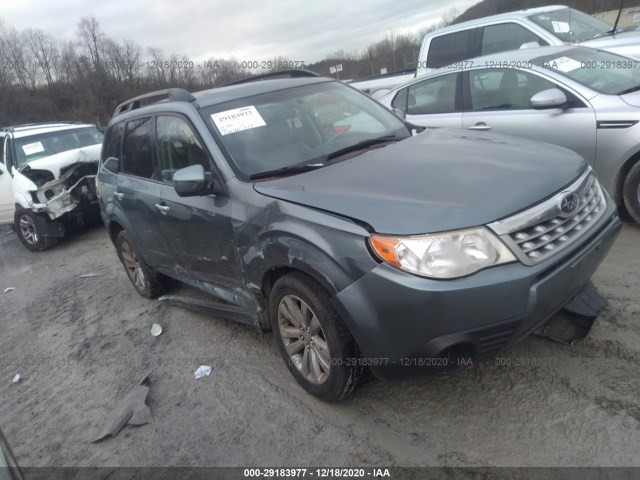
left=1, top=0, right=480, bottom=64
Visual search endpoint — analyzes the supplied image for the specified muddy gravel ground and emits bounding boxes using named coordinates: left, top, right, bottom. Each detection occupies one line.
left=0, top=219, right=638, bottom=469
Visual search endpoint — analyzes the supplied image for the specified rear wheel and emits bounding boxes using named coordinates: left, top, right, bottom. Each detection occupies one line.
left=116, top=231, right=170, bottom=298
left=14, top=210, right=58, bottom=252
left=270, top=272, right=363, bottom=401
left=623, top=160, right=640, bottom=224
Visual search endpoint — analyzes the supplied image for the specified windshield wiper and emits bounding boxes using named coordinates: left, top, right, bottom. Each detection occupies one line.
left=249, top=163, right=324, bottom=180
left=326, top=136, right=402, bottom=161
left=618, top=86, right=640, bottom=95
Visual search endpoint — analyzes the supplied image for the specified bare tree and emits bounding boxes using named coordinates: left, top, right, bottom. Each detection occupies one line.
left=24, top=28, right=59, bottom=87
left=76, top=16, right=104, bottom=70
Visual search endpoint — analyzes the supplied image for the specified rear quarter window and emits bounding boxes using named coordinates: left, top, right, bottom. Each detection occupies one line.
left=426, top=29, right=475, bottom=69
left=101, top=122, right=124, bottom=174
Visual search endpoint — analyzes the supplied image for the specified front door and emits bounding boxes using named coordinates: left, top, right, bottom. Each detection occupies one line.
left=0, top=135, right=15, bottom=224
left=461, top=68, right=597, bottom=164
left=153, top=114, right=243, bottom=290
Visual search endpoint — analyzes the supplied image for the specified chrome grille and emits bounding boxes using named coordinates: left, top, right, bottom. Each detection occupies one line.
left=487, top=169, right=607, bottom=266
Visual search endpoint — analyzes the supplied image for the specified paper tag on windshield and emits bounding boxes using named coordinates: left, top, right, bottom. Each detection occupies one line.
left=22, top=141, right=45, bottom=156
left=548, top=56, right=582, bottom=73
left=211, top=106, right=266, bottom=136
left=551, top=21, right=570, bottom=33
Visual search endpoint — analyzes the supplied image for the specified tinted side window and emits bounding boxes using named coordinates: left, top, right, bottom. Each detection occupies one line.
left=407, top=73, right=458, bottom=115
left=156, top=116, right=210, bottom=183
left=0, top=136, right=5, bottom=164
left=101, top=122, right=124, bottom=173
left=481, top=23, right=548, bottom=56
left=426, top=29, right=475, bottom=69
left=469, top=69, right=556, bottom=111
left=122, top=117, right=154, bottom=179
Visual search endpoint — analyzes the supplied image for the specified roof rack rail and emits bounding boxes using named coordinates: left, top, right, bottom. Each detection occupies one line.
left=225, top=69, right=322, bottom=86
left=113, top=88, right=196, bottom=117
left=0, top=122, right=85, bottom=132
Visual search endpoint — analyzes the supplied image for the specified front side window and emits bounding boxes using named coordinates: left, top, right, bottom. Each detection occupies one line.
left=481, top=23, right=547, bottom=56
left=202, top=81, right=409, bottom=178
left=122, top=117, right=155, bottom=179
left=156, top=116, right=210, bottom=183
left=12, top=127, right=103, bottom=170
left=469, top=69, right=556, bottom=111
left=407, top=73, right=458, bottom=115
left=426, top=29, right=475, bottom=69
left=527, top=8, right=611, bottom=43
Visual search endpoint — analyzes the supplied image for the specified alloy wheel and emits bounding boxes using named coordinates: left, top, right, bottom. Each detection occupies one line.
left=19, top=214, right=38, bottom=245
left=121, top=240, right=146, bottom=291
left=278, top=295, right=331, bottom=384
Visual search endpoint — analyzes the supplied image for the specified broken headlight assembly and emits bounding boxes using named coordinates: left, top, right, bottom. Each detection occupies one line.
left=369, top=227, right=516, bottom=279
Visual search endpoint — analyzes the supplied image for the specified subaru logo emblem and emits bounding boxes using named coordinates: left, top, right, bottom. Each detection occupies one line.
left=560, top=193, right=579, bottom=215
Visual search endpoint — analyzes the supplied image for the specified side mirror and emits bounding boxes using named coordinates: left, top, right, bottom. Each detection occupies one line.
left=519, top=41, right=540, bottom=49
left=173, top=164, right=208, bottom=197
left=530, top=88, right=568, bottom=109
left=392, top=107, right=406, bottom=120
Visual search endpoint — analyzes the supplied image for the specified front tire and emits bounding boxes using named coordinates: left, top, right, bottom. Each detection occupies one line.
left=115, top=231, right=170, bottom=298
left=623, top=160, right=640, bottom=224
left=270, top=272, right=363, bottom=401
left=14, top=210, right=58, bottom=252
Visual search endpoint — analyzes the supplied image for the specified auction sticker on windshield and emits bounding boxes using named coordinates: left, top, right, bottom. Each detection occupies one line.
left=548, top=56, right=582, bottom=73
left=211, top=106, right=266, bottom=136
left=22, top=141, right=45, bottom=156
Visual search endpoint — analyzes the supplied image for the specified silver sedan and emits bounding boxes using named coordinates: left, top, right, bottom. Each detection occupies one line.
left=378, top=45, right=640, bottom=223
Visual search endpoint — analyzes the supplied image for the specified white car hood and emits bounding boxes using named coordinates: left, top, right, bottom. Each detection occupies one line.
left=583, top=30, right=640, bottom=59
left=620, top=90, right=640, bottom=108
left=18, top=143, right=101, bottom=180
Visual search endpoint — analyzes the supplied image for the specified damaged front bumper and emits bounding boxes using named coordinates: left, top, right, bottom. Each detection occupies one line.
left=29, top=174, right=99, bottom=221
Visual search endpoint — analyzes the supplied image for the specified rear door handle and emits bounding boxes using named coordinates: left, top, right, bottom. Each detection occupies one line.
left=467, top=122, right=492, bottom=131
left=113, top=192, right=124, bottom=200
left=155, top=203, right=170, bottom=215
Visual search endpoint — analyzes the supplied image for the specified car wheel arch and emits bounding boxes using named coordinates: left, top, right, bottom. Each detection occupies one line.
left=614, top=149, right=640, bottom=206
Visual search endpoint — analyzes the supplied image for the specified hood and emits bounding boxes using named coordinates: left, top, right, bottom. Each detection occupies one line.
left=582, top=30, right=640, bottom=59
left=19, top=144, right=101, bottom=180
left=620, top=90, right=640, bottom=108
left=254, top=129, right=587, bottom=234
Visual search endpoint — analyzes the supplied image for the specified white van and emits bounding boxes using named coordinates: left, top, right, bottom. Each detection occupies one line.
left=415, top=4, right=640, bottom=77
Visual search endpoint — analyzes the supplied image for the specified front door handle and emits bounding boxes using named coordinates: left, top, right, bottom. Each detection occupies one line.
left=467, top=122, right=492, bottom=131
left=113, top=192, right=124, bottom=200
left=155, top=203, right=170, bottom=215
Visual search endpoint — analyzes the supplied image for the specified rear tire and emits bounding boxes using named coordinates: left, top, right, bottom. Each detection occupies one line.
left=270, top=272, right=363, bottom=401
left=116, top=230, right=170, bottom=298
left=14, top=210, right=58, bottom=252
left=623, top=160, right=640, bottom=224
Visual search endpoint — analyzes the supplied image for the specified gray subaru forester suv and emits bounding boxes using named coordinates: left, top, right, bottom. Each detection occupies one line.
left=97, top=71, right=621, bottom=401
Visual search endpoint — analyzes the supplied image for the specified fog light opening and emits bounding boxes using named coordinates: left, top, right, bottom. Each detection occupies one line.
left=434, top=343, right=475, bottom=374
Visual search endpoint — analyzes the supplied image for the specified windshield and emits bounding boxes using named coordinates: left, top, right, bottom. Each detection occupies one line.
left=527, top=8, right=612, bottom=43
left=534, top=48, right=640, bottom=95
left=13, top=126, right=103, bottom=169
left=201, top=81, right=409, bottom=178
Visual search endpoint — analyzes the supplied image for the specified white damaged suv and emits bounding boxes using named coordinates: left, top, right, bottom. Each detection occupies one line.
left=0, top=123, right=104, bottom=251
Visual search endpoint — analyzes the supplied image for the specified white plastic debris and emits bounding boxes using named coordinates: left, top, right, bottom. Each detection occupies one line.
left=4, top=287, right=15, bottom=294
left=12, top=374, right=21, bottom=384
left=150, top=324, right=163, bottom=337
left=194, top=365, right=212, bottom=379
left=79, top=273, right=104, bottom=278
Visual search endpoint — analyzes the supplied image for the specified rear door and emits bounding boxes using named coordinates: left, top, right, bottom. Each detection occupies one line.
left=0, top=134, right=14, bottom=224
left=116, top=116, right=174, bottom=269
left=392, top=72, right=463, bottom=128
left=461, top=68, right=597, bottom=164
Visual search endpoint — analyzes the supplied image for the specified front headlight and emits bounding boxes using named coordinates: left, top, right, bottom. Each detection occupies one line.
left=369, top=227, right=516, bottom=279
